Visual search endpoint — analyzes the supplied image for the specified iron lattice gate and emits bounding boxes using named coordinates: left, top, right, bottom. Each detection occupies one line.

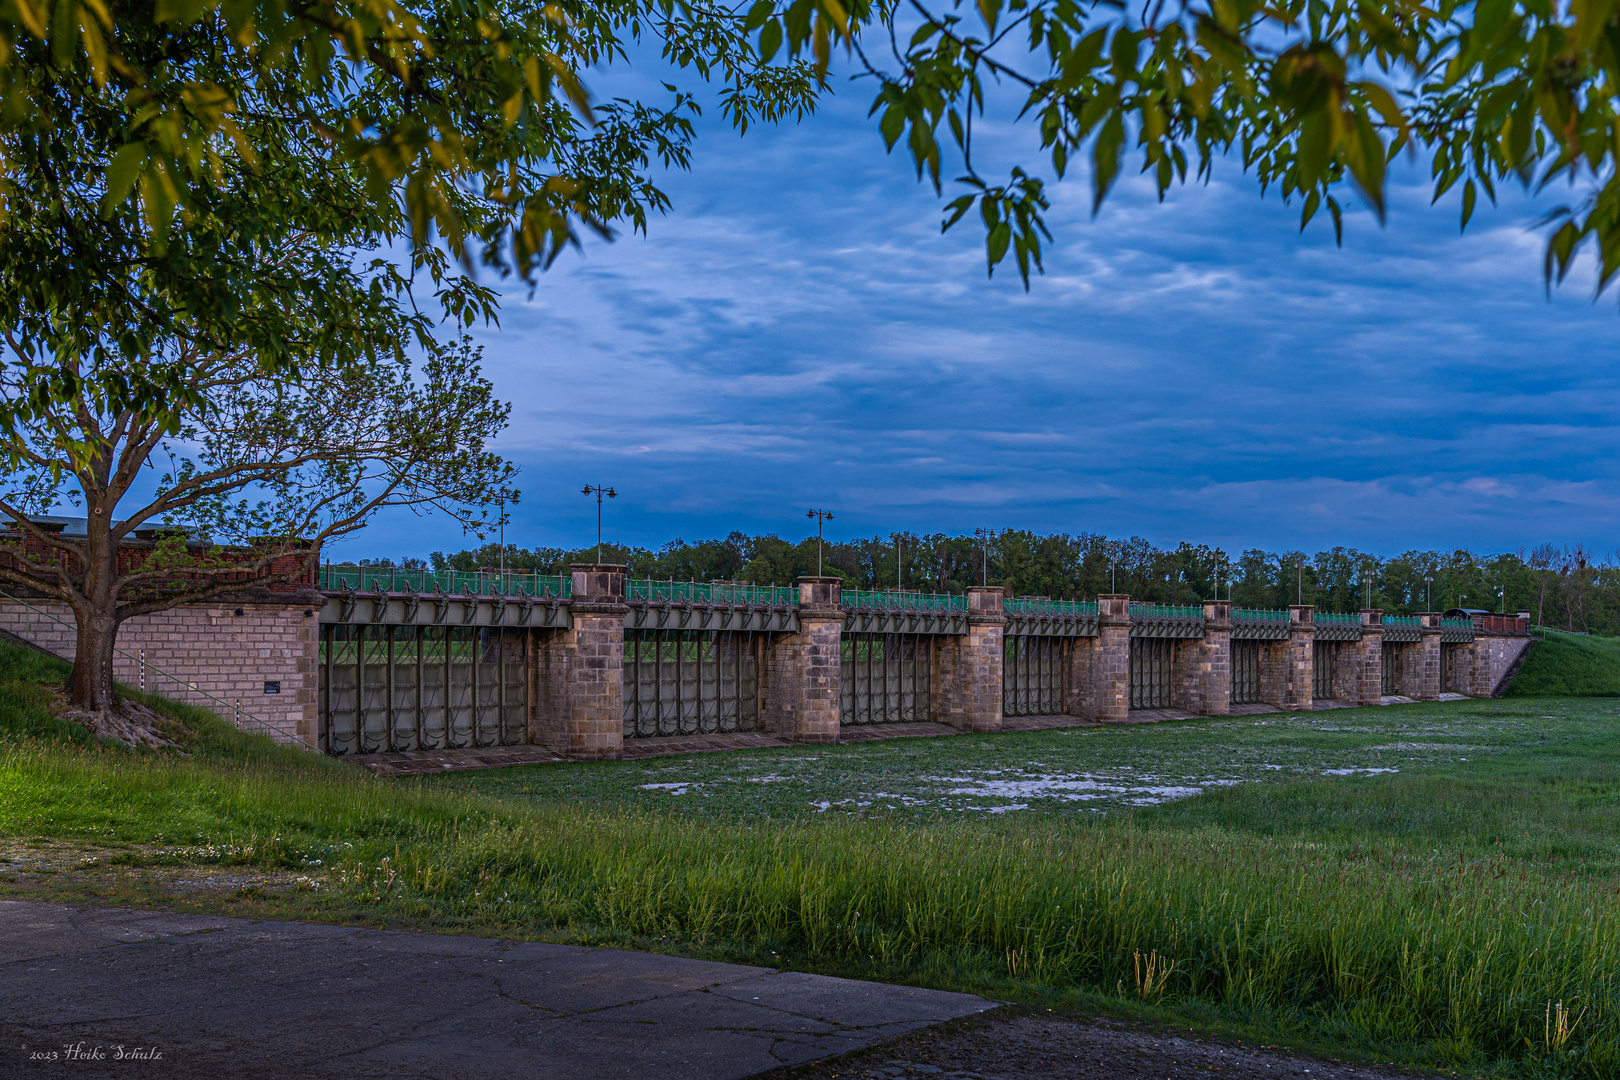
left=1381, top=642, right=1397, bottom=695
left=1129, top=638, right=1173, bottom=710
left=1313, top=642, right=1337, bottom=700
left=840, top=634, right=930, bottom=724
left=1003, top=636, right=1065, bottom=717
left=1230, top=640, right=1261, bottom=705
left=623, top=630, right=759, bottom=737
left=319, top=625, right=528, bottom=754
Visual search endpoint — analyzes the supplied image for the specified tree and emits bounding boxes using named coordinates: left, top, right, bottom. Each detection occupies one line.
left=0, top=320, right=512, bottom=718
left=5, top=0, right=1615, bottom=312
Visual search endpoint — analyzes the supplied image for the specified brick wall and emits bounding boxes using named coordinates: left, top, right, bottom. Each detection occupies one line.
left=1068, top=596, right=1129, bottom=722
left=0, top=597, right=317, bottom=744
left=761, top=577, right=845, bottom=744
left=1450, top=635, right=1534, bottom=697
left=763, top=616, right=843, bottom=743
left=931, top=587, right=1005, bottom=732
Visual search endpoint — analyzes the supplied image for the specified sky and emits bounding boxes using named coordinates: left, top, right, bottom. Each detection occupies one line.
left=341, top=52, right=1620, bottom=565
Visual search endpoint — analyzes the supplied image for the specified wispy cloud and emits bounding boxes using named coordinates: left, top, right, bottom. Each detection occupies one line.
left=343, top=77, right=1620, bottom=561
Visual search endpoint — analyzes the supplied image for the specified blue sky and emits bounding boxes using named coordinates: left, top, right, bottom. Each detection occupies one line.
left=344, top=56, right=1620, bottom=563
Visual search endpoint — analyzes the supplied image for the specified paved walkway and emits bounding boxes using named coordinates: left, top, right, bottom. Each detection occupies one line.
left=0, top=900, right=992, bottom=1079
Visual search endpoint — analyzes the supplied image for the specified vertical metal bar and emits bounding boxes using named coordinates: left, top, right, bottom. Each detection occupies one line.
left=678, top=629, right=687, bottom=735
left=421, top=628, right=434, bottom=748
left=356, top=625, right=368, bottom=752
left=385, top=625, right=397, bottom=750
left=444, top=625, right=455, bottom=748
left=471, top=626, right=483, bottom=746
left=497, top=627, right=507, bottom=745
left=320, top=625, right=332, bottom=754
left=654, top=630, right=664, bottom=736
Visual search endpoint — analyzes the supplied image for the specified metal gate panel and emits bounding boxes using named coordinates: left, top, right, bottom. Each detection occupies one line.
left=1381, top=642, right=1397, bottom=696
left=1003, top=636, right=1064, bottom=717
left=1231, top=640, right=1260, bottom=705
left=1129, top=637, right=1173, bottom=710
left=1313, top=642, right=1336, bottom=700
left=320, top=625, right=360, bottom=754
left=318, top=624, right=528, bottom=754
left=840, top=634, right=930, bottom=724
left=623, top=629, right=759, bottom=738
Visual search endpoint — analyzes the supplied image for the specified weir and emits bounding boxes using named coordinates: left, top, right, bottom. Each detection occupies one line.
left=300, top=564, right=1534, bottom=758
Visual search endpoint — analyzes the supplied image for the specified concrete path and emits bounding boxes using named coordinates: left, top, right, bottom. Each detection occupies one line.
left=0, top=900, right=993, bottom=1079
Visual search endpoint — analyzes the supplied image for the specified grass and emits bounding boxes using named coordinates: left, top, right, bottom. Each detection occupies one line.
left=2, top=641, right=1619, bottom=1077
left=1506, top=630, right=1620, bottom=697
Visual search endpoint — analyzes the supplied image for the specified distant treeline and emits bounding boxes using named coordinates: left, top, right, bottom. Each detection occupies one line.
left=354, top=532, right=1615, bottom=632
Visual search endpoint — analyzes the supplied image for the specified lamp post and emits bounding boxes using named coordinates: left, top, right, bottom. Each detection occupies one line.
left=1296, top=559, right=1305, bottom=606
left=1497, top=585, right=1505, bottom=613
left=975, top=528, right=991, bottom=587
left=497, top=489, right=521, bottom=579
left=1424, top=573, right=1434, bottom=612
left=806, top=509, right=834, bottom=576
left=581, top=484, right=616, bottom=563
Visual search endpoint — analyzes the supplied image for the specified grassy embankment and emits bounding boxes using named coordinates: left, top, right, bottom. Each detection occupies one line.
left=1, top=637, right=1618, bottom=1078
left=1506, top=629, right=1620, bottom=698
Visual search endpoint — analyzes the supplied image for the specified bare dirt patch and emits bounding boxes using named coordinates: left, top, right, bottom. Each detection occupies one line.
left=767, top=1011, right=1447, bottom=1080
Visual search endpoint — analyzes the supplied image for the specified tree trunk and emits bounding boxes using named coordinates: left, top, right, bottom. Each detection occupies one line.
left=68, top=608, right=120, bottom=713
left=66, top=509, right=122, bottom=714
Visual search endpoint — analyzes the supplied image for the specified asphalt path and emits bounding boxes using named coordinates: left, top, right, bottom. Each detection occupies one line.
left=0, top=900, right=993, bottom=1079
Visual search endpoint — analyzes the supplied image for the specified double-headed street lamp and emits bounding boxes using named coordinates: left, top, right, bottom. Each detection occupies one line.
left=806, top=509, right=834, bottom=576
left=582, top=484, right=617, bottom=563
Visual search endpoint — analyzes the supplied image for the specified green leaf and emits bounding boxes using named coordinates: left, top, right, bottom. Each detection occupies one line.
left=986, top=221, right=1011, bottom=274
left=1461, top=179, right=1477, bottom=231
left=744, top=1, right=775, bottom=32
left=101, top=142, right=148, bottom=214
left=879, top=105, right=905, bottom=151
left=758, top=18, right=783, bottom=62
left=1300, top=188, right=1321, bottom=232
left=1091, top=111, right=1124, bottom=215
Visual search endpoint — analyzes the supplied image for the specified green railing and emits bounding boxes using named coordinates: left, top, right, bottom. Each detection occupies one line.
left=628, top=580, right=796, bottom=606
left=320, top=565, right=570, bottom=597
left=1384, top=615, right=1423, bottom=627
left=842, top=589, right=970, bottom=613
left=1440, top=617, right=1474, bottom=629
left=1315, top=612, right=1363, bottom=626
left=1005, top=597, right=1099, bottom=617
left=1129, top=602, right=1205, bottom=620
left=1232, top=607, right=1288, bottom=624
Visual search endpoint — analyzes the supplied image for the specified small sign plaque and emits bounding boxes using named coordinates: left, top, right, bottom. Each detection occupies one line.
left=263, top=681, right=281, bottom=695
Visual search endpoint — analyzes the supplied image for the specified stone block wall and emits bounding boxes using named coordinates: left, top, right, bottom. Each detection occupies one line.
left=1172, top=600, right=1230, bottom=716
left=931, top=587, right=1005, bottom=732
left=1284, top=607, right=1315, bottom=708
left=0, top=596, right=318, bottom=744
left=1449, top=634, right=1535, bottom=697
left=1348, top=613, right=1384, bottom=705
left=761, top=577, right=844, bottom=743
left=1067, top=596, right=1129, bottom=722
left=543, top=564, right=629, bottom=760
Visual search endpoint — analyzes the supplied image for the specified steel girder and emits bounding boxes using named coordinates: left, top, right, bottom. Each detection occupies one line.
left=320, top=592, right=569, bottom=629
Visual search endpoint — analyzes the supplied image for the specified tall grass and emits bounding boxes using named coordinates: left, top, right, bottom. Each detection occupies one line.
left=1, top=740, right=1615, bottom=1076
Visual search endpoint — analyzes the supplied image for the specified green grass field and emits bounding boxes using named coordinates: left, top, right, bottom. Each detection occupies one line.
left=1, top=639, right=1618, bottom=1077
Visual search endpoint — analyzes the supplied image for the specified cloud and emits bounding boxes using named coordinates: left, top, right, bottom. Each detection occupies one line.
left=345, top=73, right=1620, bottom=561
